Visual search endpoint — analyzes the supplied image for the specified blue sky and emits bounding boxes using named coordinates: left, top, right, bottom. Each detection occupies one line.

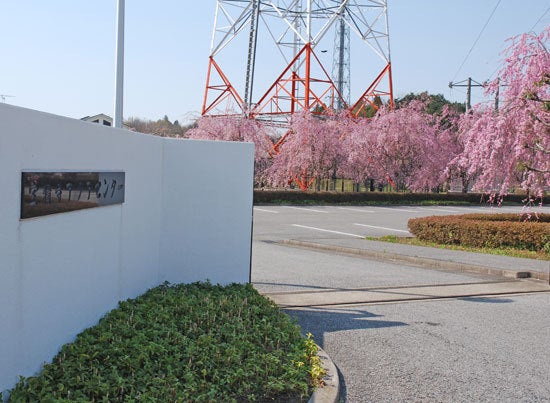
left=0, top=1, right=548, bottom=124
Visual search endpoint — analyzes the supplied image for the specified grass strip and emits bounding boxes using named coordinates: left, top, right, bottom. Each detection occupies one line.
left=9, top=282, right=324, bottom=402
left=366, top=235, right=550, bottom=261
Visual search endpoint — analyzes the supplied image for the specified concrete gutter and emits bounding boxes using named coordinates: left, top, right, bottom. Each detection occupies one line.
left=268, top=280, right=550, bottom=308
left=282, top=239, right=550, bottom=282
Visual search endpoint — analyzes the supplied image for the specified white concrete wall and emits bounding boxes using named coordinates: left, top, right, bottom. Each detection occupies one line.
left=159, top=139, right=253, bottom=284
left=0, top=104, right=254, bottom=393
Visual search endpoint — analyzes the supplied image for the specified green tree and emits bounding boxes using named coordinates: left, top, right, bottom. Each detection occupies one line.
left=395, top=92, right=465, bottom=115
left=352, top=95, right=383, bottom=118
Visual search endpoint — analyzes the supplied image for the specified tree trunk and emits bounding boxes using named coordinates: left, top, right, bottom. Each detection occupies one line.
left=461, top=173, right=469, bottom=193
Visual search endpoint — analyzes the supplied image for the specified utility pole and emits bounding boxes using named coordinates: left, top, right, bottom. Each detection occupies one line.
left=448, top=77, right=484, bottom=110
left=466, top=77, right=471, bottom=110
left=494, top=77, right=500, bottom=112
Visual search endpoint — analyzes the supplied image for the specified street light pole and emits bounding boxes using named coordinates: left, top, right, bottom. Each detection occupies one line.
left=114, top=0, right=125, bottom=128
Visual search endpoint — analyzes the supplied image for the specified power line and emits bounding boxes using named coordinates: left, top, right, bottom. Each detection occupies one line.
left=487, top=63, right=502, bottom=82
left=529, top=5, right=550, bottom=33
left=451, top=0, right=502, bottom=83
left=487, top=5, right=549, bottom=81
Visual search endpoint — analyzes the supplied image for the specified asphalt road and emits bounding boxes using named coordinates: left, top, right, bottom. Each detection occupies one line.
left=289, top=294, right=550, bottom=402
left=251, top=204, right=550, bottom=402
left=253, top=204, right=550, bottom=240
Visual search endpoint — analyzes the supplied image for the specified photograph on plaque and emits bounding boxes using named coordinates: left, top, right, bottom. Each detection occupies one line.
left=21, top=171, right=125, bottom=219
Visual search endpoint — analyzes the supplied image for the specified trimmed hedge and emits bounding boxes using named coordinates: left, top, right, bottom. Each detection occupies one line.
left=253, top=190, right=530, bottom=205
left=408, top=213, right=550, bottom=252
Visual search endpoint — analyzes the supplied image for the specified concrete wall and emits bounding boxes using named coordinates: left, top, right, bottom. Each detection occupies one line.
left=0, top=104, right=254, bottom=393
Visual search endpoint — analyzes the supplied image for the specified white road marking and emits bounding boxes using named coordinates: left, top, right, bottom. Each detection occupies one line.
left=337, top=207, right=376, bottom=213
left=372, top=206, right=419, bottom=213
left=292, top=224, right=364, bottom=238
left=354, top=223, right=410, bottom=233
left=254, top=208, right=279, bottom=214
left=283, top=206, right=329, bottom=213
left=415, top=207, right=462, bottom=213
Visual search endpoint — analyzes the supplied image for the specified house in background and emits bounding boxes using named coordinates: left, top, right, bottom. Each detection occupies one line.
left=81, top=113, right=113, bottom=126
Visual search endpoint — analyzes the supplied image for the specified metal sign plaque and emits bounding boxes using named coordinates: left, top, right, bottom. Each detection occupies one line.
left=21, top=172, right=125, bottom=219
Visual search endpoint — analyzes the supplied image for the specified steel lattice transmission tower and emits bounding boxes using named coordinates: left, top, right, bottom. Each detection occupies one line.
left=333, top=15, right=350, bottom=110
left=202, top=0, right=394, bottom=126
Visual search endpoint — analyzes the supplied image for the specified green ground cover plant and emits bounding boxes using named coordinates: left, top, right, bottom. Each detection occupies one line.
left=9, top=282, right=324, bottom=402
left=407, top=213, right=550, bottom=254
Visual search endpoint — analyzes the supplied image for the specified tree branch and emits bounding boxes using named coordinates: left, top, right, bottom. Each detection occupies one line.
left=524, top=164, right=550, bottom=174
left=525, top=141, right=550, bottom=154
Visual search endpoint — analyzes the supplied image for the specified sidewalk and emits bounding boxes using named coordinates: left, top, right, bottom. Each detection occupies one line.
left=282, top=237, right=550, bottom=282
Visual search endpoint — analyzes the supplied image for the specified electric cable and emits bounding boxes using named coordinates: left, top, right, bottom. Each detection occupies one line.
left=528, top=5, right=549, bottom=33
left=451, top=0, right=502, bottom=82
left=487, top=4, right=549, bottom=81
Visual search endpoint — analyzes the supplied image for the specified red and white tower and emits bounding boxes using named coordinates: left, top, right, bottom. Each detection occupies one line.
left=202, top=0, right=393, bottom=126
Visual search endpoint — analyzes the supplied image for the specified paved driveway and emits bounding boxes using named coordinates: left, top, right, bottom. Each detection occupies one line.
left=251, top=205, right=550, bottom=402
left=253, top=204, right=550, bottom=240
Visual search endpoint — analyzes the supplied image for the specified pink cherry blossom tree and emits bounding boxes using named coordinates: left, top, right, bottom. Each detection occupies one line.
left=441, top=105, right=475, bottom=192
left=362, top=100, right=451, bottom=192
left=267, top=111, right=348, bottom=190
left=457, top=27, right=550, bottom=198
left=187, top=115, right=275, bottom=184
left=338, top=115, right=380, bottom=189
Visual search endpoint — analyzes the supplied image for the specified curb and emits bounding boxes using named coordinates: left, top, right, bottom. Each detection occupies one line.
left=282, top=239, right=550, bottom=282
left=309, top=345, right=340, bottom=403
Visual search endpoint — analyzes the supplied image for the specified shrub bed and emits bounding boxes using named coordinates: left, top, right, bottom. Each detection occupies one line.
left=254, top=190, right=529, bottom=205
left=9, top=282, right=324, bottom=402
left=408, top=213, right=550, bottom=252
